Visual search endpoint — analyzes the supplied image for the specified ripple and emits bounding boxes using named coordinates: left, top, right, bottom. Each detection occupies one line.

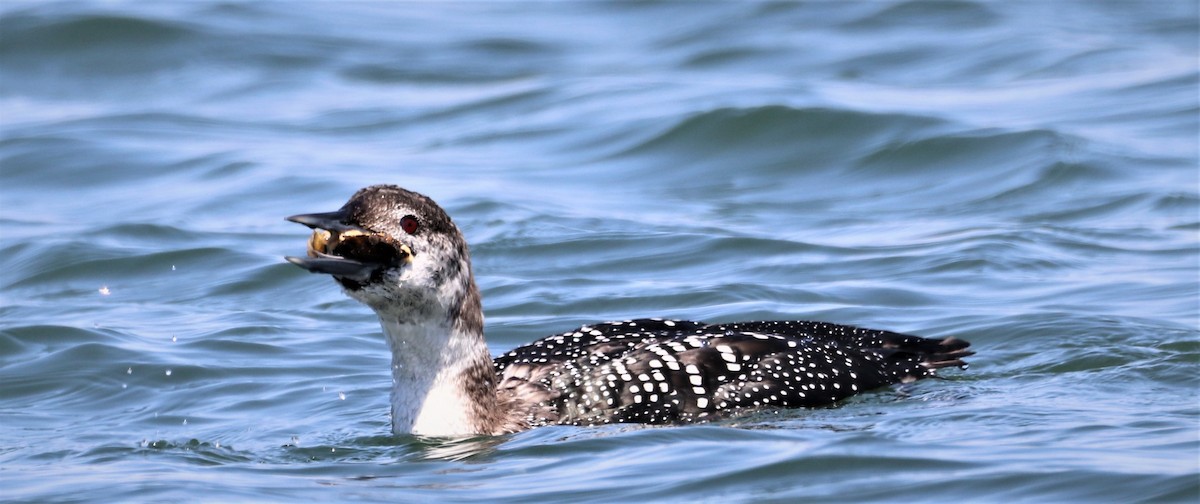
left=0, top=13, right=199, bottom=54
left=608, top=105, right=945, bottom=168
left=843, top=0, right=1002, bottom=31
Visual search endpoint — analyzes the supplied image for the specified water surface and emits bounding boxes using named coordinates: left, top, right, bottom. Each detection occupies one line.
left=1, top=1, right=1197, bottom=502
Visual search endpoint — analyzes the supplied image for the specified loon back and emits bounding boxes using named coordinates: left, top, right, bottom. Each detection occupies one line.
left=495, top=318, right=971, bottom=427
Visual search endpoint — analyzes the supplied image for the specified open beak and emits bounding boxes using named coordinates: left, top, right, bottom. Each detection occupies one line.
left=284, top=210, right=382, bottom=283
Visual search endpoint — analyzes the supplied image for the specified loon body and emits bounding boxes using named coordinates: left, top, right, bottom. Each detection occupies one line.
left=285, top=185, right=972, bottom=437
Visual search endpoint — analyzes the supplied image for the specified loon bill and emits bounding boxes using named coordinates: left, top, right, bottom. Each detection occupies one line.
left=285, top=185, right=973, bottom=437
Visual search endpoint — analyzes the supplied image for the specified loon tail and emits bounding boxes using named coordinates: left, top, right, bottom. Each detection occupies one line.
left=917, top=336, right=974, bottom=370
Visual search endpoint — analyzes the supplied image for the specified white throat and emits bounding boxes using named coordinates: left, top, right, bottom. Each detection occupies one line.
left=379, top=316, right=493, bottom=437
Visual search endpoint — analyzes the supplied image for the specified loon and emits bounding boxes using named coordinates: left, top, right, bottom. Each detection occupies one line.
left=285, top=185, right=972, bottom=437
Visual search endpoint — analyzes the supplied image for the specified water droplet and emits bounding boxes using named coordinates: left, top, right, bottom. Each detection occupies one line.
left=171, top=335, right=177, bottom=343
left=121, top=383, right=127, bottom=389
left=165, top=369, right=173, bottom=376
left=99, top=286, right=110, bottom=295
left=171, top=265, right=176, bottom=271
left=330, top=447, right=336, bottom=453
left=214, top=441, right=221, bottom=448
left=127, top=367, right=133, bottom=375
left=182, top=419, right=188, bottom=425
left=338, top=392, right=346, bottom=400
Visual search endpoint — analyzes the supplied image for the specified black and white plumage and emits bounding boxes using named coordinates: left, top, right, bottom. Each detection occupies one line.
left=285, top=185, right=972, bottom=437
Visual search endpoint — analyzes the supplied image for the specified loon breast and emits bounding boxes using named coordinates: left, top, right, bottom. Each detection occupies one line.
left=495, top=318, right=971, bottom=428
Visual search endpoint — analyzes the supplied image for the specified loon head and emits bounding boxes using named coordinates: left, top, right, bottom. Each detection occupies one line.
left=285, top=185, right=478, bottom=321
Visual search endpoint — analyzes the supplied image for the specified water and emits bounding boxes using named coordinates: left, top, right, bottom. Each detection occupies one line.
left=2, top=1, right=1197, bottom=501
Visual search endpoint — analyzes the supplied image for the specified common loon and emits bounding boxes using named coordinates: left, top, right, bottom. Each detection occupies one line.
left=285, top=185, right=972, bottom=437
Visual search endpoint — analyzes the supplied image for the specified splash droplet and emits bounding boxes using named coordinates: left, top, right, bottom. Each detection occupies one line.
left=165, top=369, right=173, bottom=376
left=127, top=367, right=133, bottom=375
left=171, top=265, right=176, bottom=271
left=99, top=286, right=111, bottom=295
left=171, top=335, right=177, bottom=343
left=182, top=418, right=188, bottom=425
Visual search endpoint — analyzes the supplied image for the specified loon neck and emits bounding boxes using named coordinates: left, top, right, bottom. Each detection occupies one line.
left=379, top=315, right=500, bottom=437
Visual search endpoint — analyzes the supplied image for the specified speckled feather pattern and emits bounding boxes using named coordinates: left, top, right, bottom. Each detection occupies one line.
left=495, top=318, right=971, bottom=428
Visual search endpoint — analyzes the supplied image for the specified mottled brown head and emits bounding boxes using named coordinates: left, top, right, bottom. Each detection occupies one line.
left=284, top=185, right=479, bottom=325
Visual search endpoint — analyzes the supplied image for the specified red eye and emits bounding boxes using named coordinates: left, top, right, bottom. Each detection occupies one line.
left=400, top=215, right=419, bottom=235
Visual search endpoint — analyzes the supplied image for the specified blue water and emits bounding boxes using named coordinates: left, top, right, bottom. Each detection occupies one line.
left=2, top=1, right=1197, bottom=502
